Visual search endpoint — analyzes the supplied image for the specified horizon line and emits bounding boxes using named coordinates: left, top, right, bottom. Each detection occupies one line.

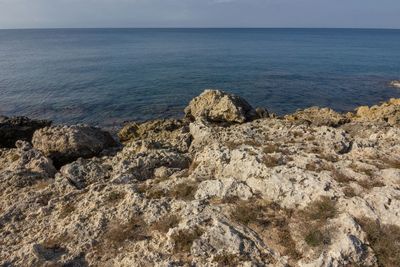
left=1, top=26, right=400, bottom=31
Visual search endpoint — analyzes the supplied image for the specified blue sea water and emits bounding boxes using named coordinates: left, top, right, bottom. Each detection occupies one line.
left=0, top=28, right=400, bottom=127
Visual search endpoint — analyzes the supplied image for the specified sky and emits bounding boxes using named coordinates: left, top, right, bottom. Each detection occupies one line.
left=0, top=0, right=399, bottom=29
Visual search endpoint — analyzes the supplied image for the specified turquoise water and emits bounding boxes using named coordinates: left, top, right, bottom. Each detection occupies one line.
left=0, top=28, right=400, bottom=126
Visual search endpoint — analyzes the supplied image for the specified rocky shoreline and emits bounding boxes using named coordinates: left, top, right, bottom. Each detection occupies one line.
left=1, top=89, right=400, bottom=267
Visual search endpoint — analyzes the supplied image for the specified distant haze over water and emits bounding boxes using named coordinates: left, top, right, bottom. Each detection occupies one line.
left=0, top=28, right=400, bottom=127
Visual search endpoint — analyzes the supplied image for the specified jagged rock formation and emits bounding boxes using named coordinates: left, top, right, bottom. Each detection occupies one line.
left=350, top=98, right=400, bottom=125
left=1, top=90, right=400, bottom=267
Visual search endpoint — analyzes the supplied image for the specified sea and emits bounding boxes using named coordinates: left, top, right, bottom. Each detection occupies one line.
left=1, top=28, right=400, bottom=127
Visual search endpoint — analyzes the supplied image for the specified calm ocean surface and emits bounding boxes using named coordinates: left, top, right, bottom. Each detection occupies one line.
left=0, top=28, right=400, bottom=126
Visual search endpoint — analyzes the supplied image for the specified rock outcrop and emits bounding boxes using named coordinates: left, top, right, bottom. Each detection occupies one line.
left=285, top=107, right=349, bottom=127
left=184, top=89, right=257, bottom=123
left=350, top=98, right=400, bottom=125
left=118, top=119, right=191, bottom=152
left=32, top=125, right=117, bottom=167
left=390, top=80, right=400, bottom=88
left=1, top=90, right=400, bottom=267
left=0, top=116, right=51, bottom=148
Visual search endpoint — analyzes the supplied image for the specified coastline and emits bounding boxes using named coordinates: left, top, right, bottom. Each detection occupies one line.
left=1, top=89, right=400, bottom=266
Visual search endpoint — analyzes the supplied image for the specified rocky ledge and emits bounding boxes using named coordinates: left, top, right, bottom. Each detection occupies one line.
left=1, top=89, right=400, bottom=267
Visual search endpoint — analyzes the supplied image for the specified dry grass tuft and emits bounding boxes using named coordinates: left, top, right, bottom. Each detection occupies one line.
left=302, top=196, right=337, bottom=222
left=171, top=227, right=204, bottom=253
left=304, top=229, right=331, bottom=247
left=300, top=197, right=337, bottom=249
left=349, top=163, right=375, bottom=177
left=306, top=161, right=332, bottom=173
left=151, top=215, right=181, bottom=234
left=331, top=169, right=354, bottom=184
left=356, top=217, right=400, bottom=267
left=230, top=200, right=301, bottom=260
left=213, top=254, right=248, bottom=266
left=263, top=144, right=280, bottom=154
left=138, top=180, right=198, bottom=200
left=380, top=157, right=400, bottom=169
left=292, top=131, right=304, bottom=138
left=243, top=140, right=262, bottom=147
left=209, top=195, right=240, bottom=205
left=262, top=155, right=282, bottom=168
left=104, top=217, right=149, bottom=248
left=277, top=221, right=302, bottom=260
left=138, top=183, right=166, bottom=199
left=59, top=202, right=75, bottom=219
left=105, top=191, right=126, bottom=203
left=342, top=186, right=357, bottom=198
left=170, top=182, right=198, bottom=201
left=230, top=200, right=278, bottom=226
left=357, top=178, right=385, bottom=190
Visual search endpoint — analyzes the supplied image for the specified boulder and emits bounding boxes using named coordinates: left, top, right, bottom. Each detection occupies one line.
left=184, top=89, right=257, bottom=123
left=32, top=125, right=117, bottom=167
left=0, top=116, right=51, bottom=148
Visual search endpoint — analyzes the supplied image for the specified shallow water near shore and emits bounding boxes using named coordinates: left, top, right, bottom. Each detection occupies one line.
left=1, top=28, right=400, bottom=127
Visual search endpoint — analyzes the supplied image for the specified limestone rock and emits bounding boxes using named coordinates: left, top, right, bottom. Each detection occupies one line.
left=0, top=141, right=56, bottom=188
left=285, top=107, right=349, bottom=127
left=58, top=158, right=112, bottom=189
left=118, top=119, right=191, bottom=152
left=3, top=96, right=400, bottom=267
left=0, top=116, right=51, bottom=148
left=110, top=144, right=190, bottom=183
left=351, top=98, right=400, bottom=125
left=184, top=89, right=257, bottom=123
left=32, top=125, right=117, bottom=167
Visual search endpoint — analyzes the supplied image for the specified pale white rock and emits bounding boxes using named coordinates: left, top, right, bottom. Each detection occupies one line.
left=379, top=168, right=400, bottom=186
left=58, top=157, right=112, bottom=189
left=195, top=178, right=254, bottom=200
left=185, top=89, right=256, bottom=123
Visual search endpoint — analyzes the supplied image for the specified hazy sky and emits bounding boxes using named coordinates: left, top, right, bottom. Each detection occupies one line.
left=0, top=0, right=399, bottom=29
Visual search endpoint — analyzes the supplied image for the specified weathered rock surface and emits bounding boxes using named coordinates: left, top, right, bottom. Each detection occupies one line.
left=184, top=89, right=257, bottom=123
left=0, top=116, right=51, bottom=148
left=118, top=119, right=191, bottom=152
left=2, top=90, right=400, bottom=267
left=32, top=125, right=117, bottom=167
left=0, top=141, right=56, bottom=189
left=350, top=98, right=400, bottom=125
left=285, top=107, right=349, bottom=127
